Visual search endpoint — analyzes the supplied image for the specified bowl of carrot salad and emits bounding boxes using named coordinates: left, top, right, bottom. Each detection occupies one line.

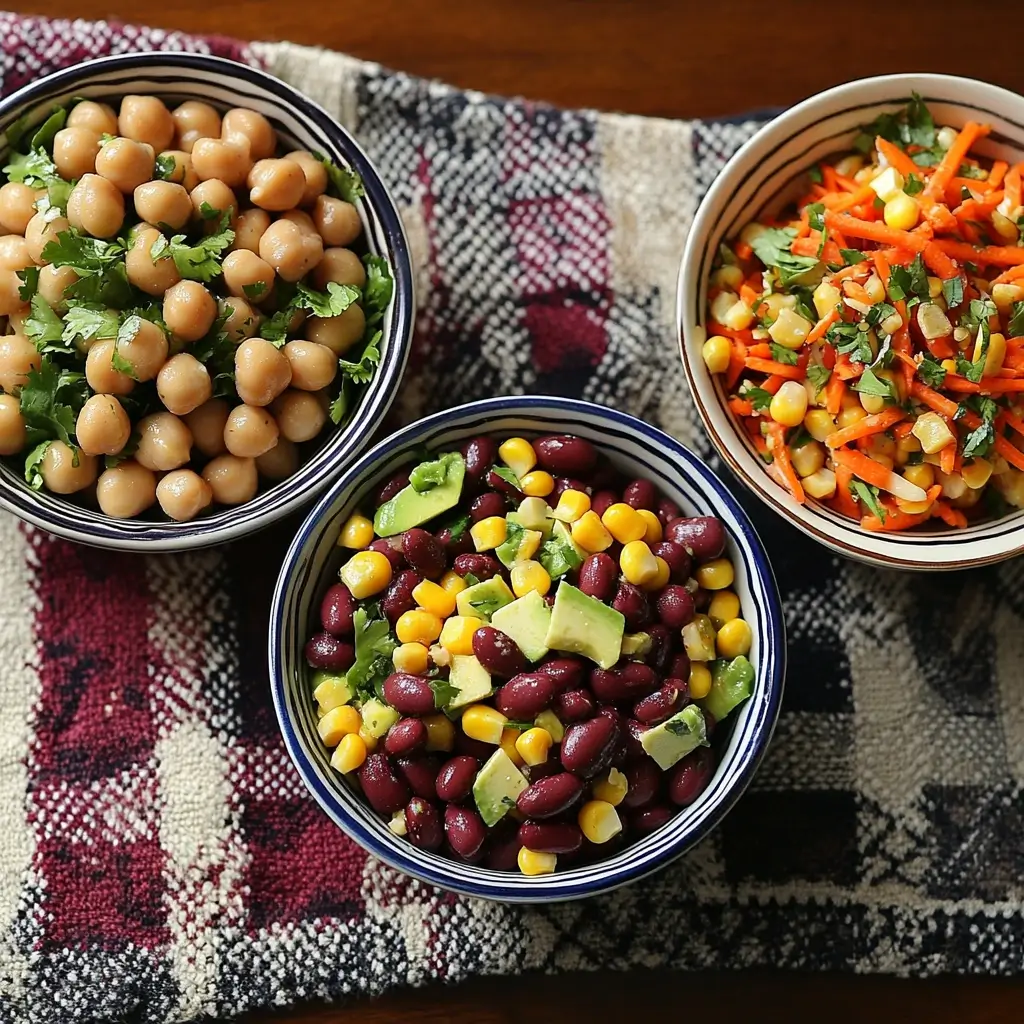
left=678, top=74, right=1024, bottom=570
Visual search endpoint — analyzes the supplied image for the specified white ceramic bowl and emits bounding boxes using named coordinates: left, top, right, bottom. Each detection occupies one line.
left=0, top=53, right=414, bottom=550
left=678, top=74, right=1024, bottom=571
left=270, top=397, right=786, bottom=902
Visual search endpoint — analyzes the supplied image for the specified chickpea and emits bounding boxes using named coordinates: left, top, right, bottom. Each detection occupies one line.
left=96, top=460, right=157, bottom=518
left=0, top=272, right=27, bottom=317
left=157, top=149, right=199, bottom=192
left=313, top=194, right=361, bottom=247
left=255, top=436, right=298, bottom=481
left=283, top=340, right=337, bottom=391
left=75, top=394, right=131, bottom=456
left=221, top=249, right=275, bottom=303
left=126, top=226, right=181, bottom=296
left=25, top=213, right=69, bottom=265
left=118, top=95, right=175, bottom=152
left=67, top=100, right=118, bottom=136
left=0, top=235, right=32, bottom=271
left=67, top=174, right=125, bottom=239
left=156, top=468, right=213, bottom=521
left=37, top=264, right=78, bottom=313
left=163, top=280, right=217, bottom=343
left=279, top=208, right=318, bottom=236
left=0, top=183, right=41, bottom=235
left=234, top=337, right=292, bottom=406
left=189, top=179, right=237, bottom=223
left=52, top=126, right=101, bottom=180
left=247, top=159, right=306, bottom=212
left=202, top=453, right=257, bottom=505
left=191, top=137, right=252, bottom=189
left=0, top=394, right=26, bottom=455
left=133, top=181, right=192, bottom=231
left=258, top=219, right=323, bottom=283
left=85, top=339, right=135, bottom=395
left=39, top=441, right=98, bottom=495
left=135, top=411, right=193, bottom=471
left=219, top=296, right=260, bottom=342
left=0, top=334, right=40, bottom=391
left=95, top=137, right=155, bottom=194
left=224, top=403, right=279, bottom=458
left=272, top=389, right=327, bottom=443
left=313, top=247, right=366, bottom=290
left=184, top=398, right=229, bottom=457
left=156, top=352, right=212, bottom=415
left=171, top=100, right=222, bottom=154
left=221, top=108, right=276, bottom=161
left=231, top=208, right=271, bottom=253
left=285, top=151, right=328, bottom=207
left=112, top=317, right=168, bottom=382
left=306, top=305, right=365, bottom=355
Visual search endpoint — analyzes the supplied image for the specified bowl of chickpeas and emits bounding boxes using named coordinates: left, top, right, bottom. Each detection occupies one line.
left=0, top=52, right=413, bottom=549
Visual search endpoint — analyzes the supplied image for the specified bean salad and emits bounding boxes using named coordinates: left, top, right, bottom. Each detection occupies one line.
left=307, top=433, right=756, bottom=875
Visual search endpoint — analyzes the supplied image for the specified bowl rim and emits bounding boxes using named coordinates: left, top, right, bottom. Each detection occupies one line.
left=0, top=51, right=414, bottom=551
left=269, top=395, right=787, bottom=902
left=677, top=72, right=1024, bottom=571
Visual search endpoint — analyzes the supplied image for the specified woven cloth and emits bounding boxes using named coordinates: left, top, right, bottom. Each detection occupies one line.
left=1, top=12, right=1024, bottom=1024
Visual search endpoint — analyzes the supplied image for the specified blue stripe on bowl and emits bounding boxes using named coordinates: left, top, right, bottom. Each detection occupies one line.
left=0, top=53, right=414, bottom=551
left=269, top=397, right=786, bottom=902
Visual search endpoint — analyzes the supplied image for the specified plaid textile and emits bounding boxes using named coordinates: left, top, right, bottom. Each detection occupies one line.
left=0, top=12, right=1023, bottom=1024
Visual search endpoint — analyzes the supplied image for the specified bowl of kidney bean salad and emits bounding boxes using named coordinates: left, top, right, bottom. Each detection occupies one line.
left=270, top=397, right=784, bottom=902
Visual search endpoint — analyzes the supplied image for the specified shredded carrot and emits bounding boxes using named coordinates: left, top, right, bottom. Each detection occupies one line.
left=725, top=336, right=746, bottom=391
left=842, top=280, right=873, bottom=305
left=743, top=357, right=804, bottom=380
left=924, top=121, right=990, bottom=201
left=764, top=423, right=805, bottom=503
left=761, top=374, right=786, bottom=395
left=824, top=185, right=876, bottom=214
left=824, top=407, right=906, bottom=448
left=861, top=507, right=933, bottom=532
left=922, top=242, right=959, bottom=281
left=831, top=447, right=894, bottom=490
left=734, top=240, right=753, bottom=261
left=875, top=136, right=919, bottom=178
left=944, top=376, right=1024, bottom=394
left=728, top=397, right=753, bottom=417
left=992, top=265, right=1024, bottom=285
left=739, top=283, right=761, bottom=308
left=1005, top=166, right=1022, bottom=210
left=806, top=309, right=839, bottom=344
left=746, top=343, right=772, bottom=359
left=989, top=160, right=1009, bottom=189
left=832, top=465, right=860, bottom=518
left=892, top=421, right=914, bottom=440
left=931, top=239, right=1024, bottom=268
left=933, top=501, right=968, bottom=528
left=827, top=213, right=931, bottom=252
left=939, top=442, right=956, bottom=476
left=790, top=236, right=821, bottom=257
left=833, top=354, right=862, bottom=380
left=825, top=372, right=846, bottom=415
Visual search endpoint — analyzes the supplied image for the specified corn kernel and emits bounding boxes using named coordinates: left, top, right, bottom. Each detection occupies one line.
left=313, top=675, right=352, bottom=712
left=602, top=503, right=647, bottom=544
left=317, top=704, right=362, bottom=746
left=515, top=727, right=552, bottom=766
left=863, top=273, right=886, bottom=304
left=520, top=470, right=555, bottom=497
left=388, top=810, right=407, bottom=836
left=695, top=557, right=734, bottom=590
left=983, top=332, right=1007, bottom=376
left=592, top=767, right=628, bottom=807
left=439, top=615, right=485, bottom=656
left=912, top=412, right=955, bottom=454
left=423, top=714, right=455, bottom=752
left=357, top=726, right=378, bottom=752
left=883, top=191, right=918, bottom=230
left=804, top=409, right=836, bottom=443
left=517, top=530, right=543, bottom=561
left=641, top=556, right=671, bottom=592
left=710, top=289, right=739, bottom=324
left=761, top=292, right=797, bottom=321
left=992, top=282, right=1024, bottom=315
left=716, top=618, right=752, bottom=658
left=802, top=468, right=837, bottom=499
left=712, top=265, right=744, bottom=290
left=702, top=335, right=731, bottom=374
left=518, top=847, right=557, bottom=875
left=813, top=281, right=842, bottom=319
left=870, top=166, right=904, bottom=201
left=551, top=488, right=591, bottom=523
left=498, top=437, right=537, bottom=478
left=722, top=299, right=755, bottom=331
left=941, top=358, right=958, bottom=374
left=688, top=663, right=713, bottom=700
left=440, top=570, right=468, bottom=596
left=791, top=440, right=825, bottom=478
left=338, top=513, right=374, bottom=549
left=767, top=307, right=813, bottom=350
left=396, top=609, right=444, bottom=645
left=571, top=510, right=614, bottom=552
left=578, top=799, right=623, bottom=844
left=470, top=515, right=508, bottom=552
left=926, top=275, right=943, bottom=300
left=501, top=727, right=525, bottom=766
left=769, top=380, right=808, bottom=428
left=510, top=559, right=551, bottom=598
left=412, top=579, right=457, bottom=619
left=620, top=540, right=659, bottom=586
left=834, top=153, right=864, bottom=178
left=338, top=550, right=393, bottom=599
left=962, top=457, right=993, bottom=490
left=330, top=732, right=368, bottom=774
left=860, top=390, right=887, bottom=415
left=393, top=641, right=430, bottom=674
left=708, top=590, right=740, bottom=629
left=636, top=508, right=663, bottom=544
left=895, top=496, right=933, bottom=515
left=903, top=463, right=935, bottom=490
left=534, top=710, right=564, bottom=743
left=462, top=704, right=507, bottom=745
left=836, top=405, right=867, bottom=430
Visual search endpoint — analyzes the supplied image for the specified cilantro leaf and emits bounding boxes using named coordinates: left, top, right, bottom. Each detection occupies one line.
left=749, top=227, right=820, bottom=286
left=328, top=389, right=350, bottom=426
left=806, top=202, right=826, bottom=255
left=904, top=173, right=925, bottom=196
left=851, top=480, right=887, bottom=523
left=23, top=440, right=51, bottom=490
left=154, top=152, right=177, bottom=180
left=17, top=266, right=39, bottom=303
left=839, top=248, right=868, bottom=265
left=490, top=466, right=520, bottom=489
left=808, top=165, right=823, bottom=184
left=853, top=93, right=935, bottom=154
left=23, top=294, right=65, bottom=351
left=956, top=327, right=989, bottom=383
left=851, top=367, right=897, bottom=400
left=313, top=151, right=365, bottom=204
left=746, top=386, right=773, bottom=411
left=198, top=201, right=222, bottom=222
left=769, top=343, right=799, bottom=365
left=1008, top=301, right=1024, bottom=338
left=917, top=355, right=947, bottom=388
left=346, top=607, right=398, bottom=700
left=3, top=148, right=61, bottom=188
left=958, top=163, right=989, bottom=181
left=887, top=255, right=928, bottom=303
left=439, top=512, right=471, bottom=542
left=806, top=364, right=832, bottom=396
left=294, top=280, right=360, bottom=318
left=866, top=302, right=898, bottom=330
left=18, top=360, right=88, bottom=448
left=62, top=304, right=119, bottom=346
left=962, top=422, right=995, bottom=460
left=828, top=321, right=874, bottom=365
left=942, top=276, right=965, bottom=309
left=960, top=298, right=997, bottom=331
left=42, top=230, right=125, bottom=273
left=429, top=676, right=460, bottom=709
left=362, top=254, right=394, bottom=327
left=157, top=217, right=235, bottom=282
left=30, top=106, right=66, bottom=151
left=242, top=281, right=267, bottom=300
left=337, top=329, right=382, bottom=386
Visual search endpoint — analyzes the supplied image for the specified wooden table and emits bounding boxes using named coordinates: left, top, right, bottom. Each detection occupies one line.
left=10, top=1, right=1024, bottom=1020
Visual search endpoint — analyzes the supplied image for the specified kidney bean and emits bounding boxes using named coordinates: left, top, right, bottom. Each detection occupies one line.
left=589, top=668, right=626, bottom=704
left=444, top=803, right=487, bottom=859
left=369, top=536, right=405, bottom=572
left=669, top=747, right=715, bottom=806
left=534, top=435, right=598, bottom=476
left=464, top=489, right=503, bottom=521
left=543, top=593, right=556, bottom=607
left=454, top=732, right=496, bottom=761
left=537, top=656, right=586, bottom=692
left=644, top=624, right=672, bottom=672
left=624, top=718, right=650, bottom=760
left=320, top=583, right=356, bottom=637
left=590, top=489, right=618, bottom=518
left=435, top=525, right=474, bottom=556
left=358, top=754, right=410, bottom=815
left=473, top=626, right=527, bottom=678
left=485, top=828, right=523, bottom=870
left=599, top=707, right=628, bottom=766
left=612, top=582, right=650, bottom=629
left=384, top=717, right=428, bottom=757
left=516, top=772, right=584, bottom=819
left=652, top=540, right=692, bottom=582
left=666, top=516, right=726, bottom=561
left=487, top=467, right=523, bottom=501
left=561, top=715, right=618, bottom=778
left=578, top=553, right=617, bottom=602
left=376, top=470, right=410, bottom=505
left=396, top=755, right=440, bottom=800
left=634, top=682, right=686, bottom=725
left=656, top=585, right=696, bottom=630
left=693, top=587, right=711, bottom=611
left=518, top=821, right=583, bottom=855
left=381, top=570, right=422, bottom=624
left=461, top=436, right=496, bottom=480
left=703, top=710, right=717, bottom=741
left=656, top=498, right=681, bottom=527
left=619, top=662, right=659, bottom=697
left=383, top=673, right=436, bottom=716
left=668, top=652, right=691, bottom=682
left=304, top=633, right=355, bottom=671
left=495, top=673, right=559, bottom=719
left=630, top=804, right=674, bottom=835
left=453, top=553, right=501, bottom=580
left=623, top=478, right=656, bottom=510
left=405, top=797, right=443, bottom=850
left=623, top=760, right=661, bottom=809
left=435, top=756, right=478, bottom=803
left=556, top=688, right=595, bottom=722
left=551, top=476, right=592, bottom=501
left=527, top=757, right=562, bottom=781
left=401, top=528, right=446, bottom=579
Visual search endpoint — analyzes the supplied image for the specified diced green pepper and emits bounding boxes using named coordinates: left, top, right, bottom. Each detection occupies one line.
left=698, top=656, right=755, bottom=722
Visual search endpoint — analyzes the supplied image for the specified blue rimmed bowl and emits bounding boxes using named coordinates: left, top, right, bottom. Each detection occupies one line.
left=270, top=397, right=785, bottom=902
left=0, top=52, right=413, bottom=550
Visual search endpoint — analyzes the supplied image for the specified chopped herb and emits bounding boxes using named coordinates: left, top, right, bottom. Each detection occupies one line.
left=808, top=166, right=823, bottom=184
left=827, top=321, right=875, bottom=365
left=958, top=163, right=990, bottom=181
left=1008, top=301, right=1024, bottom=338
left=294, top=280, right=361, bottom=318
left=791, top=286, right=818, bottom=325
left=154, top=152, right=178, bottom=180
left=439, top=511, right=471, bottom=542
left=917, top=354, right=947, bottom=388
left=41, top=229, right=126, bottom=274
left=961, top=396, right=998, bottom=459
left=787, top=425, right=814, bottom=450
left=887, top=254, right=929, bottom=303
left=903, top=173, right=925, bottom=195
left=839, top=248, right=869, bottom=265
left=806, top=364, right=831, bottom=395
left=345, top=607, right=398, bottom=702
left=851, top=480, right=887, bottom=522
left=866, top=301, right=898, bottom=329
left=337, top=329, right=382, bottom=386
left=362, top=254, right=394, bottom=327
left=23, top=294, right=65, bottom=352
left=16, top=266, right=38, bottom=303
left=462, top=573, right=481, bottom=588
left=23, top=440, right=51, bottom=490
left=2, top=147, right=61, bottom=189
left=428, top=676, right=460, bottom=709
left=152, top=212, right=234, bottom=282
left=956, top=328, right=988, bottom=383
left=18, top=359, right=88, bottom=449
left=242, top=280, right=267, bottom=300
left=313, top=151, right=366, bottom=204
left=851, top=367, right=897, bottom=400
left=768, top=343, right=799, bottom=365
left=960, top=298, right=997, bottom=331
left=942, top=276, right=965, bottom=309
left=30, top=106, right=66, bottom=150
left=746, top=386, right=773, bottom=411
left=749, top=227, right=820, bottom=287
left=198, top=201, right=222, bottom=221
left=62, top=304, right=119, bottom=346
left=873, top=195, right=886, bottom=210
left=490, top=465, right=520, bottom=489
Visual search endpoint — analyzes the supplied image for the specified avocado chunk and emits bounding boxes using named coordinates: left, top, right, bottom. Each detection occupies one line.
left=312, top=671, right=352, bottom=712
left=640, top=705, right=709, bottom=770
left=509, top=498, right=553, bottom=539
left=544, top=581, right=625, bottom=670
left=373, top=452, right=466, bottom=537
left=359, top=697, right=400, bottom=738
left=538, top=520, right=587, bottom=580
left=448, top=654, right=494, bottom=709
left=490, top=590, right=551, bottom=662
left=495, top=519, right=543, bottom=568
left=456, top=576, right=515, bottom=620
left=620, top=632, right=652, bottom=658
left=473, top=747, right=529, bottom=827
left=699, top=656, right=755, bottom=722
